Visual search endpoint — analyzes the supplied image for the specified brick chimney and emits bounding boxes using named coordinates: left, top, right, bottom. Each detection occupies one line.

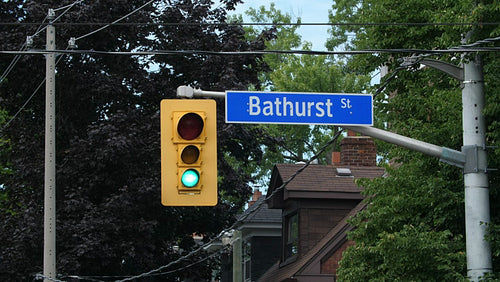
left=248, top=189, right=262, bottom=207
left=332, top=130, right=377, bottom=166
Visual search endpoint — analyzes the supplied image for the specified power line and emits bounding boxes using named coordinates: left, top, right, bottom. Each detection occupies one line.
left=52, top=0, right=84, bottom=12
left=0, top=52, right=68, bottom=137
left=0, top=15, right=48, bottom=84
left=1, top=21, right=499, bottom=27
left=31, top=0, right=83, bottom=38
left=109, top=129, right=344, bottom=282
left=1, top=46, right=498, bottom=57
left=34, top=273, right=65, bottom=282
left=60, top=246, right=227, bottom=281
left=0, top=0, right=154, bottom=135
left=53, top=130, right=344, bottom=282
left=74, top=0, right=158, bottom=41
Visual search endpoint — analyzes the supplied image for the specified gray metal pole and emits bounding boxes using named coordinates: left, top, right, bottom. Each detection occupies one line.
left=232, top=230, right=242, bottom=282
left=44, top=17, right=56, bottom=281
left=344, top=126, right=466, bottom=168
left=462, top=55, right=492, bottom=280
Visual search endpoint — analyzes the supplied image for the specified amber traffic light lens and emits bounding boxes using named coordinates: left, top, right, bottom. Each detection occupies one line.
left=178, top=113, right=204, bottom=140
left=181, top=145, right=200, bottom=164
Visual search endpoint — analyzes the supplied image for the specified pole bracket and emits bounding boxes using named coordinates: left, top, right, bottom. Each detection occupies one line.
left=462, top=145, right=497, bottom=173
left=440, top=147, right=466, bottom=168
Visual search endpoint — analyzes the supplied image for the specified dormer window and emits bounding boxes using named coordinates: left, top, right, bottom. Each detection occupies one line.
left=283, top=212, right=299, bottom=261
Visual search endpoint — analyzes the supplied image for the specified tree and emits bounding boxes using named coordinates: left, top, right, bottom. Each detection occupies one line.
left=327, top=0, right=500, bottom=279
left=236, top=4, right=371, bottom=184
left=0, top=109, right=10, bottom=206
left=0, top=0, right=273, bottom=280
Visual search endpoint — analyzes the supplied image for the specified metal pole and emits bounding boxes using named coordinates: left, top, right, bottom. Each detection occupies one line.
left=44, top=13, right=56, bottom=281
left=177, top=85, right=226, bottom=99
left=345, top=126, right=443, bottom=158
left=232, top=230, right=242, bottom=282
left=462, top=55, right=492, bottom=280
left=344, top=126, right=466, bottom=168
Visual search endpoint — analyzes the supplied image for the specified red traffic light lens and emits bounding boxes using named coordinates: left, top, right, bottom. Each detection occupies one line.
left=178, top=113, right=204, bottom=140
left=181, top=145, right=200, bottom=164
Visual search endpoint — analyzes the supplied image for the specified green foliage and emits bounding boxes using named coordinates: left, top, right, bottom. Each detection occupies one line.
left=241, top=3, right=302, bottom=89
left=254, top=53, right=371, bottom=182
left=340, top=223, right=466, bottom=281
left=0, top=109, right=11, bottom=207
left=240, top=4, right=372, bottom=185
left=329, top=0, right=500, bottom=279
left=0, top=0, right=271, bottom=280
left=339, top=161, right=467, bottom=280
left=0, top=109, right=11, bottom=176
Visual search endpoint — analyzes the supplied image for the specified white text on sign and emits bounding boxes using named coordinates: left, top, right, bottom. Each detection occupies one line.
left=225, top=91, right=373, bottom=126
left=248, top=96, right=333, bottom=117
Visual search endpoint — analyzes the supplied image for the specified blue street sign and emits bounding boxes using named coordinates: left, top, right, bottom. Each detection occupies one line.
left=225, top=91, right=373, bottom=126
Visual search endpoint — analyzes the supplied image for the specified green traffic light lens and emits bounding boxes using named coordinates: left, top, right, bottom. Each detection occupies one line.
left=181, top=169, right=200, bottom=188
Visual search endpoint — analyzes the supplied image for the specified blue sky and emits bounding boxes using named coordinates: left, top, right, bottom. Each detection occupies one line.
left=229, top=0, right=333, bottom=50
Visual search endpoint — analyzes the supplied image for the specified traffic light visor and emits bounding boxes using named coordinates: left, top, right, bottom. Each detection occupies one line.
left=178, top=113, right=204, bottom=140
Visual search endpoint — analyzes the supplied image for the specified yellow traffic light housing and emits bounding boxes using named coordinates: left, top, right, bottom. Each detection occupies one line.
left=160, top=99, right=217, bottom=206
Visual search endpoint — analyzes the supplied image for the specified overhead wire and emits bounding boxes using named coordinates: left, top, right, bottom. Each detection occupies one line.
left=1, top=21, right=499, bottom=27
left=110, top=33, right=500, bottom=281
left=1, top=46, right=499, bottom=56
left=0, top=15, right=48, bottom=84
left=31, top=0, right=83, bottom=38
left=74, top=0, right=157, bottom=41
left=59, top=246, right=228, bottom=281
left=34, top=273, right=65, bottom=282
left=0, top=0, right=81, bottom=136
left=52, top=129, right=344, bottom=282
left=52, top=0, right=84, bottom=12
left=0, top=52, right=69, bottom=137
left=0, top=0, right=156, bottom=135
left=98, top=129, right=344, bottom=282
left=6, top=2, right=500, bottom=280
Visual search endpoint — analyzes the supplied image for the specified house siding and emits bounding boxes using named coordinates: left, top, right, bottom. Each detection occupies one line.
left=298, top=201, right=359, bottom=257
left=258, top=134, right=384, bottom=282
left=251, top=236, right=282, bottom=281
left=321, top=240, right=355, bottom=275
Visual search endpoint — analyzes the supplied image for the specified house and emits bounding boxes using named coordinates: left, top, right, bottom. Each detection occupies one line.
left=221, top=189, right=282, bottom=282
left=257, top=132, right=385, bottom=281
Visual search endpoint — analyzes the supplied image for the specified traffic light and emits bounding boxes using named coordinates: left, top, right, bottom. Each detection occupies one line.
left=160, top=99, right=217, bottom=206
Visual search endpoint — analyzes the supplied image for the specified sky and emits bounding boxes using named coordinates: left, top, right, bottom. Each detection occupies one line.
left=229, top=0, right=333, bottom=50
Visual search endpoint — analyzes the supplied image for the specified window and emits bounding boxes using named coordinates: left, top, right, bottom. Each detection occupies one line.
left=284, top=213, right=299, bottom=260
left=243, top=241, right=251, bottom=281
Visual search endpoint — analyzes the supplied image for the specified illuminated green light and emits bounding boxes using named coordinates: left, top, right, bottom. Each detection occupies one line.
left=181, top=169, right=200, bottom=188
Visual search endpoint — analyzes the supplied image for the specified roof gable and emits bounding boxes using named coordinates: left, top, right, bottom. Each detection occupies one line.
left=237, top=196, right=282, bottom=224
left=257, top=201, right=368, bottom=282
left=267, top=163, right=384, bottom=208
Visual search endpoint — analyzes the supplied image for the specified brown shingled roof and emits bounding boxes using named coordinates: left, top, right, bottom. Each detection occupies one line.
left=260, top=163, right=385, bottom=281
left=275, top=163, right=384, bottom=192
left=257, top=200, right=368, bottom=282
left=267, top=163, right=385, bottom=208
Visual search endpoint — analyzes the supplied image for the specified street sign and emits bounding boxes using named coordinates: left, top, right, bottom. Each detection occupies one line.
left=225, top=91, right=373, bottom=126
